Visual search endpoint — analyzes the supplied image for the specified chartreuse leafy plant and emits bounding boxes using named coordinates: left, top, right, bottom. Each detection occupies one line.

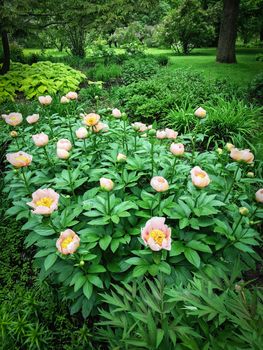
left=0, top=62, right=86, bottom=103
left=96, top=262, right=263, bottom=350
left=2, top=98, right=263, bottom=319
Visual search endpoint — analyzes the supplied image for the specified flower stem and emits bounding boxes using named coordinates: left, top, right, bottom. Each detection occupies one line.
left=123, top=119, right=128, bottom=153
left=43, top=146, right=53, bottom=167
left=157, top=193, right=162, bottom=215
left=150, top=139, right=155, bottom=178
left=107, top=191, right=111, bottom=215
left=67, top=159, right=75, bottom=197
left=232, top=215, right=243, bottom=237
left=171, top=157, right=177, bottom=182
left=20, top=167, right=30, bottom=194
left=134, top=133, right=137, bottom=152
left=223, top=165, right=239, bottom=202
left=83, top=138, right=87, bottom=153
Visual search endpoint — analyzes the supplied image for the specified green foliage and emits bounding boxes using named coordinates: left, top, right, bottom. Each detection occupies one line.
left=122, top=41, right=146, bottom=56
left=0, top=61, right=86, bottom=103
left=165, top=98, right=261, bottom=141
left=157, top=0, right=215, bottom=54
left=121, top=57, right=159, bottom=85
left=86, top=63, right=122, bottom=83
left=113, top=69, right=242, bottom=120
left=96, top=264, right=263, bottom=349
left=3, top=98, right=262, bottom=319
left=248, top=72, right=263, bottom=105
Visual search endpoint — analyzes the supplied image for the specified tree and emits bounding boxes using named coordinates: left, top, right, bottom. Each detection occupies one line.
left=157, top=0, right=215, bottom=54
left=216, top=0, right=240, bottom=63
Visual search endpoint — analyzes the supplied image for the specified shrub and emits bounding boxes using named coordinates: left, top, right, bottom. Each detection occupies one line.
left=86, top=63, right=122, bottom=83
left=3, top=99, right=262, bottom=319
left=113, top=69, right=242, bottom=120
left=247, top=72, right=263, bottom=106
left=120, top=57, right=159, bottom=85
left=122, top=41, right=145, bottom=56
left=153, top=54, right=169, bottom=66
left=0, top=42, right=25, bottom=63
left=0, top=61, right=86, bottom=103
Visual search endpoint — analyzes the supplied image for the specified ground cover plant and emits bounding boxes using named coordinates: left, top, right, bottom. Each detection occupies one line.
left=0, top=62, right=86, bottom=103
left=2, top=95, right=263, bottom=327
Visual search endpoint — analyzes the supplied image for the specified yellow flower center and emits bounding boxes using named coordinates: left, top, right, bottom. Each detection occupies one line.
left=196, top=172, right=206, bottom=178
left=36, top=197, right=54, bottom=208
left=61, top=236, right=73, bottom=249
left=10, top=116, right=18, bottom=121
left=86, top=116, right=97, bottom=125
left=149, top=229, right=165, bottom=246
left=15, top=155, right=29, bottom=163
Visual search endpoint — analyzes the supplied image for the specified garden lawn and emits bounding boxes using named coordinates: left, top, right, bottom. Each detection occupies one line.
left=147, top=47, right=263, bottom=87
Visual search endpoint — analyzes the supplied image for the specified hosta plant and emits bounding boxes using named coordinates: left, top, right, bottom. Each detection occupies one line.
left=0, top=62, right=86, bottom=103
left=2, top=97, right=263, bottom=317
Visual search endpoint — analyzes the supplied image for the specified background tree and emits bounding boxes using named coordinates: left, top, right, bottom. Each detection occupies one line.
left=216, top=0, right=240, bottom=63
left=157, top=0, right=215, bottom=54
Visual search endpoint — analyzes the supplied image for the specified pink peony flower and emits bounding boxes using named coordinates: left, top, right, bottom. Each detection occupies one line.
left=56, top=229, right=80, bottom=254
left=191, top=166, right=210, bottom=188
left=75, top=127, right=88, bottom=139
left=112, top=108, right=122, bottom=118
left=93, top=122, right=109, bottom=133
left=60, top=96, right=70, bottom=104
left=100, top=177, right=114, bottom=191
left=57, top=139, right=72, bottom=151
left=170, top=143, right=184, bottom=156
left=141, top=217, right=171, bottom=251
left=6, top=151, right=32, bottom=168
left=117, top=153, right=127, bottom=162
left=255, top=189, right=263, bottom=203
left=165, top=128, right=178, bottom=139
left=3, top=112, right=23, bottom=126
left=66, top=91, right=78, bottom=100
left=38, top=95, right=52, bottom=105
left=132, top=122, right=148, bottom=132
left=26, top=114, right=39, bottom=124
left=57, top=148, right=70, bottom=159
left=82, top=113, right=100, bottom=127
left=194, top=107, right=206, bottom=118
left=32, top=133, right=49, bottom=147
left=156, top=130, right=167, bottom=139
left=27, top=188, right=59, bottom=215
left=230, top=148, right=254, bottom=164
left=150, top=176, right=169, bottom=192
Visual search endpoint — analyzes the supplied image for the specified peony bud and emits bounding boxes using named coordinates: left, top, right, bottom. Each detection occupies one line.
left=100, top=177, right=114, bottom=191
left=239, top=207, right=249, bottom=216
left=247, top=172, right=254, bottom=178
left=217, top=148, right=223, bottom=155
left=57, top=148, right=70, bottom=159
left=117, top=153, right=127, bottom=162
left=148, top=129, right=156, bottom=137
left=10, top=131, right=18, bottom=138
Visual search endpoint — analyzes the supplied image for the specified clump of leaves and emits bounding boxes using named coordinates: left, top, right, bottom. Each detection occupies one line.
left=0, top=61, right=86, bottom=103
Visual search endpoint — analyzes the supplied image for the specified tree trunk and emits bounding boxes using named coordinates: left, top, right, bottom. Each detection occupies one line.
left=216, top=0, right=240, bottom=64
left=0, top=31, right=10, bottom=75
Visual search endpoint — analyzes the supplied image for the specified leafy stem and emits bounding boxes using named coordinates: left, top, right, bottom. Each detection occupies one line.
left=223, top=165, right=240, bottom=202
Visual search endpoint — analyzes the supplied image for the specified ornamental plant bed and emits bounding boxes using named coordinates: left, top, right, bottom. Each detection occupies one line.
left=2, top=94, right=263, bottom=319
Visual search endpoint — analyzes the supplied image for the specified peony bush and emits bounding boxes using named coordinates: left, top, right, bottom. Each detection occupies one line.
left=2, top=96, right=263, bottom=317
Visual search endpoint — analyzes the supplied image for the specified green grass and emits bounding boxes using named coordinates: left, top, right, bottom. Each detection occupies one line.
left=147, top=47, right=263, bottom=86
left=23, top=47, right=263, bottom=87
